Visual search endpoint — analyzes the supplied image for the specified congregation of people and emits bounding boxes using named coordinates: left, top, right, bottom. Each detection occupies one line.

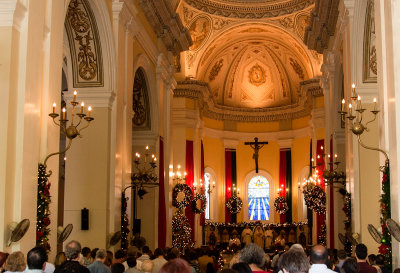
left=0, top=238, right=398, bottom=273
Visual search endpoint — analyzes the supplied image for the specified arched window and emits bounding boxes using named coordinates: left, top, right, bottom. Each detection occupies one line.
left=204, top=173, right=212, bottom=219
left=248, top=175, right=270, bottom=220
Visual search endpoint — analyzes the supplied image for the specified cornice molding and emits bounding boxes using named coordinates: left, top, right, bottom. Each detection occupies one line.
left=174, top=78, right=321, bottom=122
left=304, top=0, right=340, bottom=53
left=203, top=126, right=312, bottom=142
left=184, top=0, right=314, bottom=19
left=0, top=0, right=17, bottom=27
left=64, top=90, right=116, bottom=108
left=137, top=0, right=192, bottom=55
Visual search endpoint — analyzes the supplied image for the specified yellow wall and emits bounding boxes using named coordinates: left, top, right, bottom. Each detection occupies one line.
left=237, top=121, right=280, bottom=132
left=291, top=137, right=311, bottom=222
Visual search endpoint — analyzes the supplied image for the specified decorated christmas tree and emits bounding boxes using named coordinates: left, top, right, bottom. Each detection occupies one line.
left=172, top=210, right=193, bottom=249
left=36, top=164, right=51, bottom=251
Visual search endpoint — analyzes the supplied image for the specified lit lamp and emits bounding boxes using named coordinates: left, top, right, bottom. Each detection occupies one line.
left=44, top=90, right=94, bottom=173
left=338, top=83, right=388, bottom=165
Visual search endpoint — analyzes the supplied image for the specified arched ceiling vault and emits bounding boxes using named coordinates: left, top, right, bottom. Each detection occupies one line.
left=175, top=0, right=323, bottom=121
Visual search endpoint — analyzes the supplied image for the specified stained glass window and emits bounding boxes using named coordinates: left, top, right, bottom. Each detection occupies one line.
left=248, top=175, right=270, bottom=220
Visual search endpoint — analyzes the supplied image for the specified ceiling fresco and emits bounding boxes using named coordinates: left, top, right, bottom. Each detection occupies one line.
left=175, top=0, right=322, bottom=121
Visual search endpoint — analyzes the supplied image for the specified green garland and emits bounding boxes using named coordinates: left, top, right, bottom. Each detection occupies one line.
left=172, top=210, right=194, bottom=250
left=121, top=192, right=130, bottom=249
left=36, top=164, right=51, bottom=251
left=379, top=164, right=391, bottom=271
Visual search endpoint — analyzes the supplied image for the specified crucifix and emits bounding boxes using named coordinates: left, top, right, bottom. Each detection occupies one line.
left=245, top=137, right=268, bottom=173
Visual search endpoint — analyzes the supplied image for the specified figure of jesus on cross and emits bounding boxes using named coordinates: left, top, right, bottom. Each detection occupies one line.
left=245, top=137, right=268, bottom=173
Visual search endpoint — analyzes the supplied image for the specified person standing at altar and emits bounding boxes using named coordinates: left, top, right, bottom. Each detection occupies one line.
left=241, top=225, right=253, bottom=246
left=264, top=227, right=273, bottom=249
left=229, top=230, right=241, bottom=248
left=253, top=224, right=265, bottom=250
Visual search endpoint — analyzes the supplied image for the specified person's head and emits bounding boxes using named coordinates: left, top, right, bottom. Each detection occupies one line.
left=95, top=249, right=107, bottom=262
left=154, top=248, right=164, bottom=258
left=232, top=262, right=252, bottom=273
left=0, top=252, right=8, bottom=269
left=337, top=250, right=347, bottom=261
left=4, top=251, right=26, bottom=272
left=159, top=258, right=192, bottom=273
left=278, top=250, right=309, bottom=273
left=376, top=254, right=385, bottom=266
left=126, top=256, right=137, bottom=268
left=142, top=246, right=150, bottom=255
left=27, top=247, right=47, bottom=270
left=206, top=262, right=214, bottom=273
left=355, top=244, right=368, bottom=261
left=289, top=244, right=304, bottom=253
left=54, top=252, right=66, bottom=268
left=91, top=248, right=99, bottom=259
left=142, top=259, right=154, bottom=273
left=105, top=251, right=113, bottom=267
left=111, top=263, right=125, bottom=273
left=65, top=240, right=82, bottom=260
left=239, top=243, right=266, bottom=268
left=114, top=249, right=126, bottom=262
left=82, top=247, right=91, bottom=258
left=393, top=268, right=400, bottom=273
left=341, top=257, right=358, bottom=273
left=368, top=254, right=376, bottom=265
left=310, top=245, right=328, bottom=265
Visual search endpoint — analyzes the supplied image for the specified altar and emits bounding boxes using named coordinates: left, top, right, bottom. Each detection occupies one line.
left=202, top=221, right=310, bottom=249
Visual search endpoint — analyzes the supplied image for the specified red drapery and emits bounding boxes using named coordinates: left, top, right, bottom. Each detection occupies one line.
left=158, top=138, right=166, bottom=248
left=185, top=140, right=195, bottom=241
left=279, top=150, right=287, bottom=223
left=225, top=150, right=232, bottom=223
left=329, top=136, right=335, bottom=248
left=200, top=141, right=205, bottom=226
left=316, top=139, right=326, bottom=240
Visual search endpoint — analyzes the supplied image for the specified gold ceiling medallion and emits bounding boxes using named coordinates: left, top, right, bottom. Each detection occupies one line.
left=248, top=64, right=266, bottom=87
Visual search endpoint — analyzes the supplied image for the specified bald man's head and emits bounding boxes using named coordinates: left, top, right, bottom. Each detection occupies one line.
left=310, top=245, right=328, bottom=264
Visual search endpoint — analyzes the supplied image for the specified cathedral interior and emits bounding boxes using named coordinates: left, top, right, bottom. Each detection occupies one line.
left=1, top=0, right=400, bottom=268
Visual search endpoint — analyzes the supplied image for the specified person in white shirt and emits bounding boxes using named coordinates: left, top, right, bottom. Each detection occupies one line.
left=309, top=245, right=336, bottom=273
left=151, top=249, right=167, bottom=273
left=136, top=246, right=151, bottom=271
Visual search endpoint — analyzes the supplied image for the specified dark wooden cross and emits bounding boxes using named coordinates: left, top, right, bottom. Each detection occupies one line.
left=245, top=137, right=268, bottom=173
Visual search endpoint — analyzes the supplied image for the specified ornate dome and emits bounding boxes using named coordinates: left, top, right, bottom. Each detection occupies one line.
left=197, top=24, right=314, bottom=109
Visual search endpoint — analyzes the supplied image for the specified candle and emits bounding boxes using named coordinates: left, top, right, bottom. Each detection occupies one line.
left=52, top=102, right=56, bottom=113
left=154, top=157, right=157, bottom=162
left=73, top=90, right=77, bottom=101
left=146, top=146, right=149, bottom=150
left=349, top=103, right=352, bottom=115
left=88, top=106, right=92, bottom=117
left=341, top=99, right=345, bottom=112
left=351, top=83, right=356, bottom=97
left=321, top=146, right=324, bottom=151
left=62, top=107, right=66, bottom=119
left=357, top=95, right=361, bottom=110
left=373, top=98, right=377, bottom=111
left=80, top=102, right=84, bottom=114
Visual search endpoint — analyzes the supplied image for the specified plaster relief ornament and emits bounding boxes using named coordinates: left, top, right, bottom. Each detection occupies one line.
left=209, top=59, right=224, bottom=81
left=248, top=64, right=266, bottom=87
left=289, top=57, right=305, bottom=80
left=189, top=16, right=211, bottom=51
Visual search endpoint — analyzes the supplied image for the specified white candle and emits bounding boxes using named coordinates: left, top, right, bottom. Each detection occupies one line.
left=52, top=102, right=56, bottom=113
left=373, top=98, right=377, bottom=111
left=73, top=90, right=77, bottom=101
left=88, top=106, right=92, bottom=117
left=349, top=103, right=352, bottom=115
left=62, top=107, right=66, bottom=119
left=341, top=99, right=345, bottom=112
left=80, top=102, right=84, bottom=114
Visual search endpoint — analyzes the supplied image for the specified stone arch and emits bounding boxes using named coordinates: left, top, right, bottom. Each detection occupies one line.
left=133, top=54, right=158, bottom=138
left=63, top=0, right=116, bottom=96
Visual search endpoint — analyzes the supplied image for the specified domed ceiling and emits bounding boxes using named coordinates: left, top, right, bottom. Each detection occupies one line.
left=175, top=0, right=323, bottom=121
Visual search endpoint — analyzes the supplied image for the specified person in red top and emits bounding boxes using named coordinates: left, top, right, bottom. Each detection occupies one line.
left=239, top=244, right=267, bottom=273
left=355, top=244, right=377, bottom=273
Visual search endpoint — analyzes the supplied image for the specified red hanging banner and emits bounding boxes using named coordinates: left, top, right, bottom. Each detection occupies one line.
left=225, top=150, right=232, bottom=223
left=185, top=140, right=195, bottom=241
left=279, top=150, right=287, bottom=223
left=158, top=138, right=166, bottom=248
